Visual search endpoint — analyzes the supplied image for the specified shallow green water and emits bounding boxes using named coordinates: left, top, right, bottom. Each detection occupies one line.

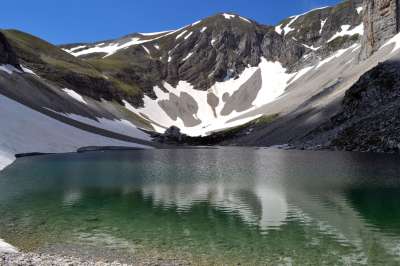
left=1, top=148, right=400, bottom=265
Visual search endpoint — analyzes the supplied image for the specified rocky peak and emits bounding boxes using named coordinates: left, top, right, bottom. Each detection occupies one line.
left=57, top=1, right=366, bottom=107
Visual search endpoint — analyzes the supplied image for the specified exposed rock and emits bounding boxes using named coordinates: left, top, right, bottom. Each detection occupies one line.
left=153, top=126, right=188, bottom=144
left=293, top=61, right=400, bottom=153
left=360, top=0, right=399, bottom=58
left=0, top=32, right=20, bottom=68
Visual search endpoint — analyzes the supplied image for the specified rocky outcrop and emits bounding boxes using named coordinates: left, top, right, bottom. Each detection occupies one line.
left=361, top=0, right=399, bottom=58
left=293, top=61, right=400, bottom=153
left=0, top=32, right=20, bottom=68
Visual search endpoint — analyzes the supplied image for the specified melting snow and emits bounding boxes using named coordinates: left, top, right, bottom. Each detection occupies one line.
left=67, top=30, right=179, bottom=58
left=184, top=32, right=193, bottom=40
left=327, top=24, right=364, bottom=42
left=176, top=30, right=188, bottom=39
left=283, top=16, right=299, bottom=35
left=275, top=25, right=283, bottom=35
left=201, top=27, right=207, bottom=33
left=356, top=7, right=363, bottom=14
left=154, top=44, right=160, bottom=50
left=239, top=16, right=251, bottom=23
left=302, top=44, right=321, bottom=51
left=51, top=113, right=152, bottom=141
left=192, top=20, right=201, bottom=26
left=62, top=88, right=87, bottom=104
left=20, top=65, right=38, bottom=76
left=142, top=45, right=150, bottom=55
left=320, top=18, right=328, bottom=35
left=139, top=30, right=173, bottom=36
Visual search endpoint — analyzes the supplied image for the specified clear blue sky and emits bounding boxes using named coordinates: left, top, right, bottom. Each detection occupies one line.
left=1, top=0, right=340, bottom=44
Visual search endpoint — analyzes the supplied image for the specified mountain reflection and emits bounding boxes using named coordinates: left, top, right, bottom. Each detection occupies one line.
left=1, top=148, right=400, bottom=264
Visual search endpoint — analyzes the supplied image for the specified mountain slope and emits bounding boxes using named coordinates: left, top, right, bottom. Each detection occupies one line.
left=0, top=0, right=397, bottom=170
left=60, top=2, right=364, bottom=136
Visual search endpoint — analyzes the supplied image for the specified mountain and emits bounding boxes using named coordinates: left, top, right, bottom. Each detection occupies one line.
left=0, top=0, right=399, bottom=169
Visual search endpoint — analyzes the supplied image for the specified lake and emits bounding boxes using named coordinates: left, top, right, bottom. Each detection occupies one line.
left=0, top=148, right=400, bottom=265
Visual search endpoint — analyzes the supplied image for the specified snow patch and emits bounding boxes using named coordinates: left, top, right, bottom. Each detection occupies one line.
left=327, top=24, right=364, bottom=42
left=320, top=18, right=328, bottom=35
left=291, top=6, right=330, bottom=18
left=0, top=95, right=151, bottom=171
left=302, top=44, right=321, bottom=51
left=316, top=44, right=359, bottom=69
left=200, top=27, right=207, bottom=33
left=154, top=44, right=160, bottom=50
left=142, top=45, right=150, bottom=55
left=52, top=113, right=152, bottom=141
left=20, top=65, right=38, bottom=76
left=275, top=24, right=283, bottom=35
left=356, top=7, right=363, bottom=15
left=139, top=30, right=173, bottom=36
left=123, top=57, right=294, bottom=136
left=68, top=30, right=177, bottom=58
left=184, top=32, right=193, bottom=40
left=192, top=20, right=201, bottom=26
left=222, top=13, right=235, bottom=20
left=176, top=30, right=188, bottom=39
left=62, top=88, right=87, bottom=104
left=283, top=16, right=299, bottom=35
left=0, top=64, right=21, bottom=75
left=239, top=16, right=251, bottom=23
left=182, top=52, right=194, bottom=62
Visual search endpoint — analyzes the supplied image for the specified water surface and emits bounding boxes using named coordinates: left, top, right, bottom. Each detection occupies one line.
left=1, top=148, right=400, bottom=265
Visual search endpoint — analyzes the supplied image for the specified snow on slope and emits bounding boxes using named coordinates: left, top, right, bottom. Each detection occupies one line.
left=62, top=88, right=87, bottom=104
left=125, top=58, right=296, bottom=136
left=327, top=24, right=364, bottom=42
left=50, top=112, right=152, bottom=141
left=0, top=95, right=151, bottom=171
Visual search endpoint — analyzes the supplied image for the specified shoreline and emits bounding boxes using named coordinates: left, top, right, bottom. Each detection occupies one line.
left=0, top=251, right=187, bottom=266
left=0, top=252, right=130, bottom=266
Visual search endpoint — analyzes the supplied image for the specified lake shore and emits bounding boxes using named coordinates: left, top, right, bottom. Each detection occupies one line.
left=0, top=251, right=187, bottom=266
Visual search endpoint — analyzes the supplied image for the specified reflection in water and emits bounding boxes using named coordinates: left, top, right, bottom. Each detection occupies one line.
left=0, top=148, right=400, bottom=264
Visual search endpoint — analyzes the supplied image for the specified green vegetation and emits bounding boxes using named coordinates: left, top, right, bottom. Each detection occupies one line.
left=110, top=78, right=141, bottom=97
left=2, top=29, right=100, bottom=77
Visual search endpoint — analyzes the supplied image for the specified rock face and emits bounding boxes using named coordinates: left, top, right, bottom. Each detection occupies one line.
left=0, top=32, right=19, bottom=67
left=361, top=0, right=399, bottom=58
left=61, top=1, right=364, bottom=94
left=293, top=61, right=400, bottom=153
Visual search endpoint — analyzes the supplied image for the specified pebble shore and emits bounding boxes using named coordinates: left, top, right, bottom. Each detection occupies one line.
left=0, top=252, right=187, bottom=266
